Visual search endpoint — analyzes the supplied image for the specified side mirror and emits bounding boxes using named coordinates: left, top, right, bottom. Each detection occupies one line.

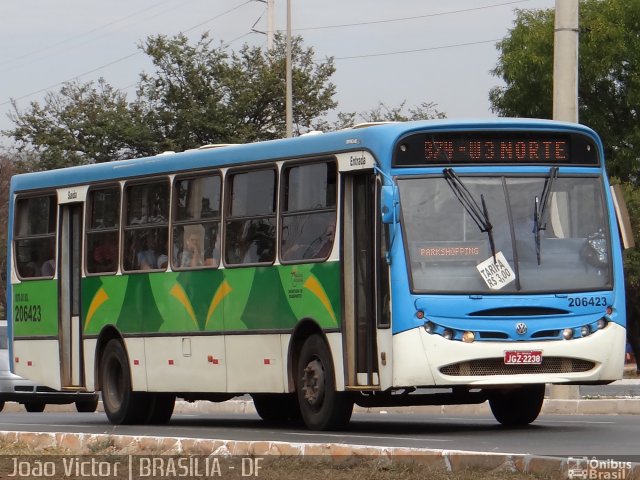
left=380, top=185, right=399, bottom=224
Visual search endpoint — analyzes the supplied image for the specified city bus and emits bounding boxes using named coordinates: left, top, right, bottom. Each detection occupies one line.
left=6, top=119, right=630, bottom=430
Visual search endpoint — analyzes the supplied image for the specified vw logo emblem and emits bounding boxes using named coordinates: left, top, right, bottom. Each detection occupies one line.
left=515, top=322, right=528, bottom=335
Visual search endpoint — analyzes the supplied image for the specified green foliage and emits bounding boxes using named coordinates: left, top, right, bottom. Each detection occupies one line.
left=6, top=79, right=146, bottom=170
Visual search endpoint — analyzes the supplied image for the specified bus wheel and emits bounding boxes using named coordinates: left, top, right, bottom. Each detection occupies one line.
left=24, top=401, right=46, bottom=413
left=296, top=335, right=353, bottom=430
left=75, top=398, right=99, bottom=413
left=489, top=384, right=545, bottom=427
left=146, top=393, right=175, bottom=424
left=100, top=339, right=145, bottom=424
left=251, top=393, right=301, bottom=423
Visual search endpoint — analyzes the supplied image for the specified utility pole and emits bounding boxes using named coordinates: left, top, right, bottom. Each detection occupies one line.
left=551, top=0, right=580, bottom=401
left=267, top=0, right=274, bottom=50
left=285, top=0, right=293, bottom=138
left=553, top=0, right=579, bottom=122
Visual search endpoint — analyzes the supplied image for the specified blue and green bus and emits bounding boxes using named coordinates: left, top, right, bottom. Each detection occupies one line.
left=7, top=119, right=629, bottom=429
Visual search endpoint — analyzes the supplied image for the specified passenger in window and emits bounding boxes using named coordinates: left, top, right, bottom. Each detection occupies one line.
left=41, top=258, right=55, bottom=277
left=180, top=233, right=204, bottom=268
left=204, top=233, right=220, bottom=267
left=25, top=252, right=41, bottom=277
left=92, top=236, right=117, bottom=272
left=41, top=243, right=56, bottom=276
left=137, top=232, right=157, bottom=270
left=307, top=221, right=336, bottom=259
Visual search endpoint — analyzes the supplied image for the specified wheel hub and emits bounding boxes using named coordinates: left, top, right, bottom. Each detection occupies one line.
left=301, top=358, right=325, bottom=407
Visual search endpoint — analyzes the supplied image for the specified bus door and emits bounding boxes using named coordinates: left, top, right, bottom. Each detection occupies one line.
left=343, top=172, right=385, bottom=389
left=57, top=187, right=88, bottom=388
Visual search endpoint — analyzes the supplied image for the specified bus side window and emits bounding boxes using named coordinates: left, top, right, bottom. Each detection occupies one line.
left=224, top=168, right=277, bottom=266
left=14, top=195, right=57, bottom=279
left=123, top=181, right=169, bottom=272
left=86, top=187, right=120, bottom=274
left=172, top=174, right=222, bottom=270
left=280, top=161, right=337, bottom=263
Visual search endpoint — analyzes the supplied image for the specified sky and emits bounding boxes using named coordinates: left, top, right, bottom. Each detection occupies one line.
left=0, top=0, right=557, bottom=145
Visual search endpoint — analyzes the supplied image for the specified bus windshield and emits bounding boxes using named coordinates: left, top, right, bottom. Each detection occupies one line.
left=399, top=175, right=611, bottom=293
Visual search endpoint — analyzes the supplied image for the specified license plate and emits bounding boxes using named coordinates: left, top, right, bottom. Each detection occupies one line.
left=504, top=350, right=543, bottom=365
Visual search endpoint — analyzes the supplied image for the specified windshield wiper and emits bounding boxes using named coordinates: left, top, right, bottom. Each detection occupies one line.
left=443, top=168, right=496, bottom=260
left=533, top=166, right=559, bottom=265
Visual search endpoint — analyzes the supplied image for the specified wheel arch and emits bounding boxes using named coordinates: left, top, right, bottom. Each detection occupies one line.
left=93, top=325, right=125, bottom=391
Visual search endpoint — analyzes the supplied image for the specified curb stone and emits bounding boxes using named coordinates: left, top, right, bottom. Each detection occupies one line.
left=3, top=430, right=634, bottom=479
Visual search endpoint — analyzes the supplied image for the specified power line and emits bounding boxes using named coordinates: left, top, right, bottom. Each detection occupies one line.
left=285, top=0, right=533, bottom=32
left=0, top=1, right=256, bottom=108
left=0, top=0, right=180, bottom=69
left=334, top=38, right=501, bottom=61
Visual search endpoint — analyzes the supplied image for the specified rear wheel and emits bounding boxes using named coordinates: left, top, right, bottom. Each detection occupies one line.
left=252, top=393, right=301, bottom=423
left=296, top=335, right=353, bottom=430
left=100, top=339, right=147, bottom=424
left=489, top=384, right=545, bottom=426
left=24, top=401, right=46, bottom=413
left=146, top=393, right=175, bottom=424
left=75, top=397, right=99, bottom=413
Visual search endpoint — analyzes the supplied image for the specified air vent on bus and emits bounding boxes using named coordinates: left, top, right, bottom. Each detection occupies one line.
left=440, top=357, right=595, bottom=376
left=468, top=307, right=569, bottom=317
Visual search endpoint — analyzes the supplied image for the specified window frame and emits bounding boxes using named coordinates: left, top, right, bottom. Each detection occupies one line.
left=279, top=158, right=338, bottom=264
left=122, top=178, right=171, bottom=273
left=85, top=184, right=121, bottom=276
left=223, top=165, right=278, bottom=267
left=171, top=171, right=223, bottom=271
left=13, top=193, right=58, bottom=280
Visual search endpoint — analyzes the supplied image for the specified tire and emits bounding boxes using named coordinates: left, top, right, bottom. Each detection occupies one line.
left=75, top=397, right=99, bottom=413
left=100, top=339, right=147, bottom=424
left=24, top=401, right=46, bottom=413
left=146, top=393, right=175, bottom=425
left=252, top=393, right=301, bottom=423
left=489, top=384, right=545, bottom=427
left=296, top=335, right=353, bottom=430
left=0, top=400, right=5, bottom=412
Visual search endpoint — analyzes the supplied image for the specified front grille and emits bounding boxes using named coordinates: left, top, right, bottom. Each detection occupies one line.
left=440, top=357, right=595, bottom=376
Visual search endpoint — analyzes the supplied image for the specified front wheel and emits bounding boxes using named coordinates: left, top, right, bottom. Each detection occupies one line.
left=252, top=393, right=301, bottom=424
left=24, top=401, right=46, bottom=413
left=489, top=384, right=545, bottom=427
left=75, top=397, right=99, bottom=413
left=100, top=339, right=146, bottom=424
left=296, top=335, right=353, bottom=431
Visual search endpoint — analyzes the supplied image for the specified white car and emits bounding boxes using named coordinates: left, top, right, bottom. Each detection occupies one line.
left=0, top=321, right=98, bottom=412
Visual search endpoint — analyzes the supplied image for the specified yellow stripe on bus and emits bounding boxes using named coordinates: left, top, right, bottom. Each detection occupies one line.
left=206, top=280, right=232, bottom=329
left=85, top=287, right=109, bottom=330
left=304, top=275, right=337, bottom=325
left=170, top=283, right=198, bottom=328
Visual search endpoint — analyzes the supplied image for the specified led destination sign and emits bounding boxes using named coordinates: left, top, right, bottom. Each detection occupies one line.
left=393, top=131, right=599, bottom=167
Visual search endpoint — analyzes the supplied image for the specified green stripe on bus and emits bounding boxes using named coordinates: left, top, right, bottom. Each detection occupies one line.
left=81, top=262, right=341, bottom=335
left=12, top=280, right=59, bottom=337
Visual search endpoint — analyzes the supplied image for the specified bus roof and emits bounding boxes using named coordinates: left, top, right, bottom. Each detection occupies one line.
left=10, top=118, right=599, bottom=193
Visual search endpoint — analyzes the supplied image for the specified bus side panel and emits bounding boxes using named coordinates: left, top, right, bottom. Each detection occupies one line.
left=12, top=279, right=61, bottom=388
left=13, top=339, right=62, bottom=390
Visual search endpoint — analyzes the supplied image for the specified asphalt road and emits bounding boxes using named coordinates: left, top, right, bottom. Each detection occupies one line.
left=0, top=410, right=638, bottom=460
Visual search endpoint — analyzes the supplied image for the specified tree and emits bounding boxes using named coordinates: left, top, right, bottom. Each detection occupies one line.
left=133, top=32, right=337, bottom=151
left=6, top=79, right=147, bottom=170
left=314, top=101, right=446, bottom=131
left=0, top=155, right=16, bottom=318
left=490, top=0, right=640, bottom=181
